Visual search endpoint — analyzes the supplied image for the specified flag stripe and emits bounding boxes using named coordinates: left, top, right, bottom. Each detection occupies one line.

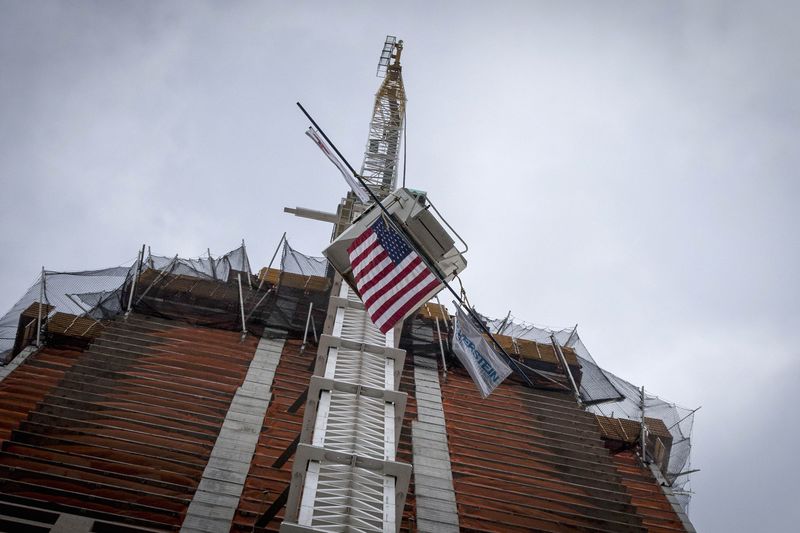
left=374, top=273, right=441, bottom=332
left=357, top=257, right=393, bottom=292
left=351, top=242, right=386, bottom=278
left=347, top=216, right=443, bottom=334
left=360, top=255, right=421, bottom=305
left=348, top=229, right=377, bottom=258
left=349, top=237, right=380, bottom=267
left=356, top=255, right=396, bottom=293
left=369, top=266, right=437, bottom=326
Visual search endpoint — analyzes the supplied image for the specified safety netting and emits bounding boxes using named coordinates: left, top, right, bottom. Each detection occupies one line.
left=1, top=241, right=331, bottom=362
left=481, top=313, right=696, bottom=513
left=0, top=266, right=136, bottom=360
left=129, top=241, right=329, bottom=339
left=145, top=244, right=251, bottom=283
left=280, top=242, right=328, bottom=278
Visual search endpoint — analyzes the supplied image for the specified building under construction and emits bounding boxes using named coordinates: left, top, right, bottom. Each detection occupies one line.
left=0, top=37, right=697, bottom=532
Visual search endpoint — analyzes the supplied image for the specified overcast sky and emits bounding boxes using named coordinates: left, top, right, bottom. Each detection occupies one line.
left=1, top=1, right=798, bottom=530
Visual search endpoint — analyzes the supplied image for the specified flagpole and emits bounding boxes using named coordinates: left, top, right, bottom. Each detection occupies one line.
left=297, top=102, right=541, bottom=390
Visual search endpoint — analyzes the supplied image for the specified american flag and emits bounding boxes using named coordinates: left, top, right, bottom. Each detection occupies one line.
left=347, top=216, right=443, bottom=333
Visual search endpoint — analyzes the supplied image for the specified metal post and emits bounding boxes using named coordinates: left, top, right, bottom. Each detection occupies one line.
left=434, top=296, right=451, bottom=352
left=245, top=288, right=274, bottom=323
left=434, top=316, right=448, bottom=382
left=497, top=310, right=512, bottom=335
left=65, top=293, right=91, bottom=316
left=565, top=324, right=579, bottom=348
left=310, top=309, right=318, bottom=344
left=242, top=239, right=252, bottom=288
left=666, top=406, right=702, bottom=433
left=300, top=302, right=314, bottom=353
left=208, top=248, right=217, bottom=280
left=259, top=232, right=286, bottom=290
left=550, top=334, right=581, bottom=405
left=125, top=245, right=145, bottom=318
left=667, top=468, right=701, bottom=483
left=237, top=273, right=247, bottom=340
left=135, top=254, right=178, bottom=307
left=640, top=386, right=647, bottom=463
left=36, top=267, right=44, bottom=347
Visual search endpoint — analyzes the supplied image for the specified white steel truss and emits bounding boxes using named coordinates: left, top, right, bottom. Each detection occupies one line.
left=282, top=279, right=411, bottom=533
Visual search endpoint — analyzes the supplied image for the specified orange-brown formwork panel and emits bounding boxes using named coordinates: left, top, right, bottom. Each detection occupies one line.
left=491, top=332, right=579, bottom=367
left=612, top=451, right=687, bottom=533
left=46, top=312, right=103, bottom=339
left=19, top=302, right=55, bottom=321
left=0, top=346, right=81, bottom=443
left=257, top=268, right=330, bottom=292
left=596, top=415, right=672, bottom=445
left=417, top=302, right=450, bottom=322
left=7, top=302, right=55, bottom=360
left=0, top=312, right=259, bottom=531
left=439, top=365, right=689, bottom=532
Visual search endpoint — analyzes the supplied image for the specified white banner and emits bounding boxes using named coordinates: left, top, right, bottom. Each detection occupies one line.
left=452, top=307, right=513, bottom=398
left=305, top=127, right=371, bottom=203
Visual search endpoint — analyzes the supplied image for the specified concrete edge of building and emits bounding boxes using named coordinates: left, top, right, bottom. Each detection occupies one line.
left=180, top=336, right=286, bottom=533
left=412, top=361, right=459, bottom=533
left=649, top=462, right=696, bottom=533
left=0, top=345, right=39, bottom=383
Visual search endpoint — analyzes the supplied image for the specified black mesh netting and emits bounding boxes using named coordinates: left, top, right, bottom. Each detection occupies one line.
left=1, top=241, right=331, bottom=361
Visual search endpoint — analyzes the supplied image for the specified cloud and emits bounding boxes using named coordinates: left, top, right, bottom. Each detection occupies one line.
left=0, top=2, right=797, bottom=530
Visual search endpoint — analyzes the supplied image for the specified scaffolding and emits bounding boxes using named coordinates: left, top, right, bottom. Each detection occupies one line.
left=0, top=241, right=331, bottom=364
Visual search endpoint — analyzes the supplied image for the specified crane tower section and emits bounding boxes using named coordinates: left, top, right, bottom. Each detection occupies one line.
left=360, top=36, right=406, bottom=201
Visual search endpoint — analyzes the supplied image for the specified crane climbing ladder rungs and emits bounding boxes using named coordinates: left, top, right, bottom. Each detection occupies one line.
left=281, top=279, right=411, bottom=532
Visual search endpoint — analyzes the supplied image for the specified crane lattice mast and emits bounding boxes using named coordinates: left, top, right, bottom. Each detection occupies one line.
left=360, top=36, right=406, bottom=201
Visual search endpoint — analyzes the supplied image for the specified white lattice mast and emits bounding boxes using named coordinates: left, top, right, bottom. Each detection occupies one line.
left=360, top=36, right=406, bottom=201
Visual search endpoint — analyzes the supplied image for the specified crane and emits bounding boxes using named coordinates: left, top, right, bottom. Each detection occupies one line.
left=360, top=36, right=407, bottom=201
left=281, top=38, right=466, bottom=532
left=280, top=37, right=415, bottom=533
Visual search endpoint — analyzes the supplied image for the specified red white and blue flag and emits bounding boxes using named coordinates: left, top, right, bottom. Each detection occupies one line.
left=347, top=216, right=443, bottom=333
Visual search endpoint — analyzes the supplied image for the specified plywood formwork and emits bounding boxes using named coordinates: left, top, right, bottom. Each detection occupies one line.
left=437, top=364, right=688, bottom=532
left=612, top=451, right=689, bottom=533
left=0, top=313, right=259, bottom=531
left=257, top=269, right=330, bottom=293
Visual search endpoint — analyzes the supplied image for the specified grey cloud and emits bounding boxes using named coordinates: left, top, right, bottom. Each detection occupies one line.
left=1, top=2, right=798, bottom=530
